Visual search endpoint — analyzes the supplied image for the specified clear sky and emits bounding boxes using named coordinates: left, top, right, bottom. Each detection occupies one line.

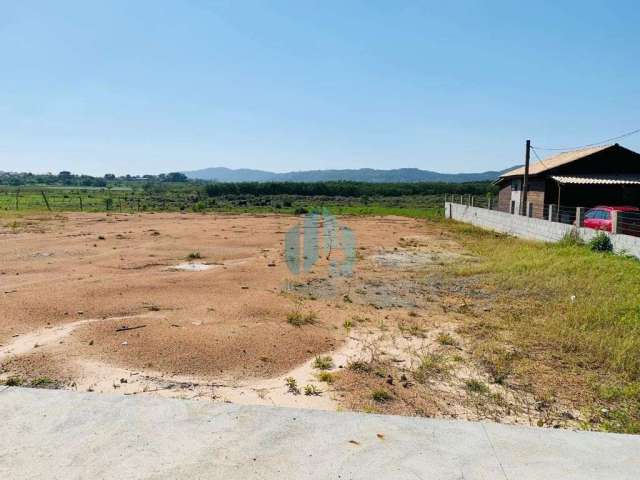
left=1, top=1, right=639, bottom=176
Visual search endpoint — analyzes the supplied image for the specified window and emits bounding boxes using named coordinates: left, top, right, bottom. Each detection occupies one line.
left=511, top=179, right=521, bottom=191
left=601, top=211, right=611, bottom=220
left=585, top=210, right=598, bottom=219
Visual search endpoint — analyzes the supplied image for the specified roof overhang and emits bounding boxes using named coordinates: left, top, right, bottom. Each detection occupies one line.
left=551, top=175, right=640, bottom=185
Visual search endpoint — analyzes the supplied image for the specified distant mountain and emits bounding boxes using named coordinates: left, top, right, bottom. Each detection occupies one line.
left=183, top=166, right=517, bottom=183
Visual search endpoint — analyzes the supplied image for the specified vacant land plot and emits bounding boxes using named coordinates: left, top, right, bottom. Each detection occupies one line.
left=1, top=212, right=638, bottom=433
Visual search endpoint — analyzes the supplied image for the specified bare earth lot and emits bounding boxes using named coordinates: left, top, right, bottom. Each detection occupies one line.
left=0, top=212, right=579, bottom=427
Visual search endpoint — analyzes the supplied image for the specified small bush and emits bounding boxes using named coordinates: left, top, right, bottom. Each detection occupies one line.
left=348, top=360, right=372, bottom=373
left=186, top=251, right=202, bottom=260
left=465, top=379, right=490, bottom=394
left=317, top=371, right=335, bottom=383
left=287, top=311, right=317, bottom=327
left=294, top=207, right=309, bottom=215
left=4, top=376, right=23, bottom=386
left=371, top=388, right=392, bottom=403
left=313, top=355, right=334, bottom=370
left=304, top=384, right=322, bottom=396
left=285, top=377, right=300, bottom=394
left=589, top=232, right=613, bottom=252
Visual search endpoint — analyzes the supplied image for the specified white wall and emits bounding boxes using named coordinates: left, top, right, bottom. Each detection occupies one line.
left=445, top=202, right=640, bottom=259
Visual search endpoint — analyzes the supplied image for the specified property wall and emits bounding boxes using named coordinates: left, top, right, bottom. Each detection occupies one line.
left=445, top=202, right=640, bottom=259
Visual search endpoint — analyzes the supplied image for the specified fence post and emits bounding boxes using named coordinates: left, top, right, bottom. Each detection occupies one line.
left=576, top=207, right=585, bottom=227
left=488, top=197, right=492, bottom=210
left=611, top=210, right=618, bottom=234
left=471, top=196, right=475, bottom=207
left=40, top=190, right=51, bottom=211
left=548, top=204, right=554, bottom=221
left=79, top=195, right=83, bottom=212
left=448, top=202, right=452, bottom=219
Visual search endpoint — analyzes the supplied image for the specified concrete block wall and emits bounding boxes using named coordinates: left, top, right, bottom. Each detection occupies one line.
left=445, top=202, right=640, bottom=260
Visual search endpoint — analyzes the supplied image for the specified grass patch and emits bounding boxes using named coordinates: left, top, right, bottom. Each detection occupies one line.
left=371, top=388, right=393, bottom=403
left=304, top=384, right=322, bottom=396
left=444, top=220, right=640, bottom=432
left=317, top=371, right=335, bottom=383
left=413, top=353, right=450, bottom=383
left=313, top=355, right=334, bottom=370
left=465, top=379, right=490, bottom=395
left=437, top=332, right=458, bottom=347
left=4, top=376, right=24, bottom=386
left=287, top=311, right=317, bottom=327
left=398, top=320, right=426, bottom=338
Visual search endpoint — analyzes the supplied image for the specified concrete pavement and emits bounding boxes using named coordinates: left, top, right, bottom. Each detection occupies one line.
left=0, top=386, right=637, bottom=479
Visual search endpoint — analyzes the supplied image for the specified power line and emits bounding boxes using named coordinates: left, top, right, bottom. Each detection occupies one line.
left=530, top=146, right=549, bottom=170
left=532, top=127, right=640, bottom=151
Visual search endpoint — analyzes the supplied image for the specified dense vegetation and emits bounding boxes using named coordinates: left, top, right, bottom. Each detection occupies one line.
left=0, top=172, right=495, bottom=215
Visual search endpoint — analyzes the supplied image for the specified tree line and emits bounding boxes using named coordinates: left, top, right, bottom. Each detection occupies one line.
left=202, top=180, right=496, bottom=197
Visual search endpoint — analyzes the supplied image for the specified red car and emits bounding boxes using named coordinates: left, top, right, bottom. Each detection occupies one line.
left=583, top=206, right=640, bottom=232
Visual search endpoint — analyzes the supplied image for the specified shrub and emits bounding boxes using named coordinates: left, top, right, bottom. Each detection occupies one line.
left=304, top=384, right=322, bottom=396
left=285, top=377, right=300, bottom=394
left=317, top=371, right=335, bottom=383
left=465, top=379, right=490, bottom=394
left=347, top=360, right=371, bottom=373
left=589, top=232, right=613, bottom=252
left=287, top=311, right=317, bottom=327
left=313, top=355, right=334, bottom=370
left=371, top=388, right=392, bottom=402
left=293, top=207, right=309, bottom=215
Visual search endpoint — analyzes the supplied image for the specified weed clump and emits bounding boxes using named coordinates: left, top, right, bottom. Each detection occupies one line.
left=348, top=360, right=372, bottom=373
left=465, top=379, right=490, bottom=394
left=287, top=311, right=317, bottom=327
left=413, top=353, right=450, bottom=383
left=437, top=332, right=458, bottom=347
left=317, top=371, right=335, bottom=383
left=186, top=251, right=202, bottom=260
left=4, top=376, right=23, bottom=387
left=558, top=229, right=583, bottom=246
left=371, top=388, right=392, bottom=402
left=313, top=355, right=334, bottom=370
left=304, top=384, right=322, bottom=396
left=285, top=377, right=300, bottom=394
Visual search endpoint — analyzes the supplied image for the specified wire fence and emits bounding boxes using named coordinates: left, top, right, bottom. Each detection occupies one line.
left=446, top=195, right=640, bottom=238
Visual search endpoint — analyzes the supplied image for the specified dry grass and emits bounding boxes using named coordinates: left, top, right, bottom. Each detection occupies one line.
left=287, top=311, right=318, bottom=327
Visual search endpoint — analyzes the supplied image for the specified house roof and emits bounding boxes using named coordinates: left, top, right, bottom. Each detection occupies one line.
left=500, top=144, right=614, bottom=178
left=550, top=175, right=640, bottom=185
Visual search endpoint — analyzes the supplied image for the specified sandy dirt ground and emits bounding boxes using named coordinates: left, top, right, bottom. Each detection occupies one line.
left=0, top=212, right=579, bottom=427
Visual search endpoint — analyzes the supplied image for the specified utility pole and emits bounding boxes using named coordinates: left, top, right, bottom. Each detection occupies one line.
left=520, top=139, right=531, bottom=216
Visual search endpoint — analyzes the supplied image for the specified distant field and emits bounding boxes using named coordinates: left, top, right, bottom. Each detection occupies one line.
left=0, top=186, right=448, bottom=219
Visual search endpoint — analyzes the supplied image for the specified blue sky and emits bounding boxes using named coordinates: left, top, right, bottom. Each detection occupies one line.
left=1, top=1, right=639, bottom=176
